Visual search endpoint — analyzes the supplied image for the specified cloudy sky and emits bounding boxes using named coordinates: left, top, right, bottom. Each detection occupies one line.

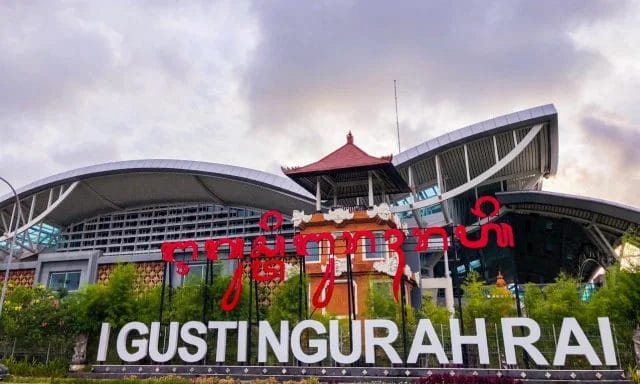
left=1, top=1, right=639, bottom=207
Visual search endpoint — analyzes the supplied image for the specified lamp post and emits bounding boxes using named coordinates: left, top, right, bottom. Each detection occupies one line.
left=0, top=176, right=20, bottom=318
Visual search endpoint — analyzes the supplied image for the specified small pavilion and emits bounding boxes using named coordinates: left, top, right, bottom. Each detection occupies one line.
left=282, top=132, right=410, bottom=211
left=282, top=132, right=417, bottom=319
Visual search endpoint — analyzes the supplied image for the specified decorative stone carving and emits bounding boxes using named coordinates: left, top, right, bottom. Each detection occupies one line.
left=323, top=208, right=354, bottom=225
left=373, top=256, right=399, bottom=277
left=291, top=210, right=312, bottom=228
left=320, top=256, right=347, bottom=277
left=373, top=256, right=415, bottom=281
left=367, top=203, right=393, bottom=221
left=69, top=334, right=88, bottom=372
left=367, top=203, right=403, bottom=228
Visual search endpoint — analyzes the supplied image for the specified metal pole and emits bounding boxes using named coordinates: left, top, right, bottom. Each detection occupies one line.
left=345, top=253, right=354, bottom=354
left=247, top=258, right=253, bottom=365
left=0, top=177, right=21, bottom=318
left=302, top=252, right=308, bottom=317
left=159, top=262, right=167, bottom=323
left=168, top=262, right=173, bottom=315
left=494, top=323, right=502, bottom=369
left=394, top=80, right=401, bottom=153
left=400, top=275, right=408, bottom=366
left=298, top=259, right=303, bottom=321
left=202, top=259, right=210, bottom=322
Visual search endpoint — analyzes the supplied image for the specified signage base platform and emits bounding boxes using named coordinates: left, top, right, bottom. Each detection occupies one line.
left=91, top=365, right=630, bottom=383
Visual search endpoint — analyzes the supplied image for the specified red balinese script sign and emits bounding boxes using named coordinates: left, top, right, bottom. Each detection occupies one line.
left=160, top=196, right=514, bottom=312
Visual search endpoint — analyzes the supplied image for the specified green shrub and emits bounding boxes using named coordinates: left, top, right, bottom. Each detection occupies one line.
left=1, top=356, right=68, bottom=377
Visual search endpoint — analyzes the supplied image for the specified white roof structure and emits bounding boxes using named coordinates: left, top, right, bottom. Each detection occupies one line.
left=390, top=104, right=558, bottom=227
left=0, top=160, right=315, bottom=244
left=3, top=103, right=638, bottom=264
left=497, top=190, right=640, bottom=253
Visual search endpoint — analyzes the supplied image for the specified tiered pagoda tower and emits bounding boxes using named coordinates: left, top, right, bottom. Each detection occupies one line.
left=283, top=132, right=417, bottom=318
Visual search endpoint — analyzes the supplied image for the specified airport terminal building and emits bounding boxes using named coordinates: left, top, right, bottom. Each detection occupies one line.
left=2, top=103, right=639, bottom=311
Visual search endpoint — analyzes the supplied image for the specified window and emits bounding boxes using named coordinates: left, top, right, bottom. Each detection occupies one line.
left=363, top=232, right=386, bottom=260
left=48, top=271, right=81, bottom=292
left=306, top=241, right=320, bottom=263
left=182, top=264, right=207, bottom=286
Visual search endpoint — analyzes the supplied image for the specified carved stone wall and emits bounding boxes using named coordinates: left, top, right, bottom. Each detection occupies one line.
left=0, top=268, right=35, bottom=287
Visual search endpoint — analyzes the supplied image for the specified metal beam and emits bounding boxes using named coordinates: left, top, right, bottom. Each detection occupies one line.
left=28, top=195, right=36, bottom=222
left=394, top=124, right=544, bottom=213
left=0, top=181, right=79, bottom=242
left=584, top=227, right=612, bottom=260
left=0, top=211, right=8, bottom=234
left=463, top=144, right=471, bottom=182
left=591, top=223, right=617, bottom=260
left=435, top=155, right=444, bottom=194
left=193, top=176, right=224, bottom=204
left=408, top=166, right=415, bottom=193
left=12, top=236, right=36, bottom=254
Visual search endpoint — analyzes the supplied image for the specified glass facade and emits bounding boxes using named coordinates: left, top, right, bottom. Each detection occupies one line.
left=57, top=203, right=294, bottom=255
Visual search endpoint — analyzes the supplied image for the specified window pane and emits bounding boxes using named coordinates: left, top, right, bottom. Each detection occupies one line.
left=65, top=272, right=81, bottom=291
left=365, top=232, right=385, bottom=259
left=306, top=242, right=320, bottom=262
left=183, top=264, right=205, bottom=286
left=48, top=271, right=81, bottom=291
left=48, top=273, right=66, bottom=290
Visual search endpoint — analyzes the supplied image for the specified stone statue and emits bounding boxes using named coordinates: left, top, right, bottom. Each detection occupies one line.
left=69, top=334, right=88, bottom=372
left=633, top=325, right=640, bottom=366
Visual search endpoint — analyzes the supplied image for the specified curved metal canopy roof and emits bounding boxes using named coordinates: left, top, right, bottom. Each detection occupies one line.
left=0, top=160, right=315, bottom=237
left=497, top=190, right=640, bottom=237
left=391, top=104, right=558, bottom=211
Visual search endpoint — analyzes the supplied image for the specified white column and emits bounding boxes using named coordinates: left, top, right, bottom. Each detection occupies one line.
left=368, top=171, right=374, bottom=207
left=444, top=260, right=454, bottom=315
left=316, top=177, right=321, bottom=212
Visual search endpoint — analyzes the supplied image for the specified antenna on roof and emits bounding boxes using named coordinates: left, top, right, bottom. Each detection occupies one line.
left=394, top=80, right=401, bottom=153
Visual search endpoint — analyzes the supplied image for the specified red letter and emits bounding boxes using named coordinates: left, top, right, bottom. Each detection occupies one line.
left=161, top=240, right=199, bottom=262
left=411, top=227, right=448, bottom=252
left=311, top=255, right=335, bottom=309
left=385, top=229, right=406, bottom=302
left=220, top=265, right=244, bottom=312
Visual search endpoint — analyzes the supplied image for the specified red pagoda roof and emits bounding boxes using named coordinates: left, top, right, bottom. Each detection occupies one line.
left=283, top=132, right=392, bottom=175
left=282, top=132, right=410, bottom=202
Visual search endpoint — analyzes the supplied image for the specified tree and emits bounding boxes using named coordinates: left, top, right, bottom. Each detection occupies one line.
left=66, top=263, right=140, bottom=335
left=266, top=273, right=307, bottom=324
left=523, top=273, right=587, bottom=326
left=416, top=294, right=451, bottom=326
left=461, top=271, right=515, bottom=329
left=0, top=284, right=71, bottom=347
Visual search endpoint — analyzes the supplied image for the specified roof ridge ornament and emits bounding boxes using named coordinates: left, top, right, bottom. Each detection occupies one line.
left=347, top=131, right=354, bottom=144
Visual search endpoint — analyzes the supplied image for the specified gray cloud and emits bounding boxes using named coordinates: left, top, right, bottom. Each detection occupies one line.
left=246, top=0, right=624, bottom=141
left=546, top=111, right=640, bottom=207
left=0, top=0, right=638, bottom=212
left=0, top=3, right=117, bottom=116
left=0, top=1, right=258, bottom=187
left=581, top=115, right=640, bottom=165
